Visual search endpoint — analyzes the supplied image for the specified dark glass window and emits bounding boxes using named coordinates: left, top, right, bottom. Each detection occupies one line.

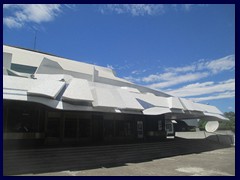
left=7, top=101, right=38, bottom=133
left=79, top=119, right=91, bottom=138
left=115, top=120, right=134, bottom=137
left=46, top=118, right=60, bottom=137
left=65, top=118, right=77, bottom=138
left=104, top=120, right=114, bottom=137
left=11, top=63, right=37, bottom=74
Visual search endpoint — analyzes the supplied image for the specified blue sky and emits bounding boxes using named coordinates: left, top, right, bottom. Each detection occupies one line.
left=3, top=4, right=235, bottom=113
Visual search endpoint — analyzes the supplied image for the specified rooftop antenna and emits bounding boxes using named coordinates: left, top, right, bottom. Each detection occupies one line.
left=33, top=30, right=37, bottom=50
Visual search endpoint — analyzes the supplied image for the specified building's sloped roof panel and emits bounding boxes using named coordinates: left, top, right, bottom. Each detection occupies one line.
left=143, top=107, right=171, bottom=115
left=194, top=103, right=223, bottom=114
left=179, top=98, right=202, bottom=111
left=33, top=74, right=73, bottom=82
left=167, top=97, right=185, bottom=110
left=27, top=80, right=65, bottom=99
left=92, top=86, right=125, bottom=109
left=3, top=52, right=12, bottom=69
left=4, top=75, right=37, bottom=91
left=62, top=78, right=94, bottom=102
left=120, top=87, right=141, bottom=93
left=134, top=93, right=169, bottom=108
left=202, top=112, right=229, bottom=121
left=179, top=98, right=223, bottom=115
left=117, top=89, right=144, bottom=110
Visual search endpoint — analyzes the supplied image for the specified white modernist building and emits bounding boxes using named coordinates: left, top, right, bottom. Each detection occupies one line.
left=3, top=45, right=228, bottom=146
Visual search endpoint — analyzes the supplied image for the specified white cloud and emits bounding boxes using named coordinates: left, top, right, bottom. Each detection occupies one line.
left=122, top=55, right=235, bottom=102
left=148, top=72, right=209, bottom=89
left=122, top=55, right=235, bottom=99
left=3, top=17, right=22, bottom=28
left=131, top=69, right=147, bottom=75
left=131, top=70, right=139, bottom=75
left=167, top=79, right=235, bottom=97
left=100, top=4, right=208, bottom=16
left=182, top=4, right=194, bottom=11
left=165, top=55, right=235, bottom=76
left=142, top=72, right=176, bottom=83
left=100, top=4, right=165, bottom=16
left=127, top=55, right=235, bottom=89
left=3, top=4, right=15, bottom=9
left=189, top=91, right=235, bottom=102
left=123, top=76, right=141, bottom=83
left=165, top=65, right=196, bottom=73
left=205, top=55, right=235, bottom=74
left=3, top=4, right=62, bottom=29
left=195, top=55, right=235, bottom=73
left=63, top=4, right=77, bottom=10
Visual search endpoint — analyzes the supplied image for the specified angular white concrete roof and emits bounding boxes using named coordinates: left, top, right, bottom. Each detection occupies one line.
left=3, top=45, right=228, bottom=121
